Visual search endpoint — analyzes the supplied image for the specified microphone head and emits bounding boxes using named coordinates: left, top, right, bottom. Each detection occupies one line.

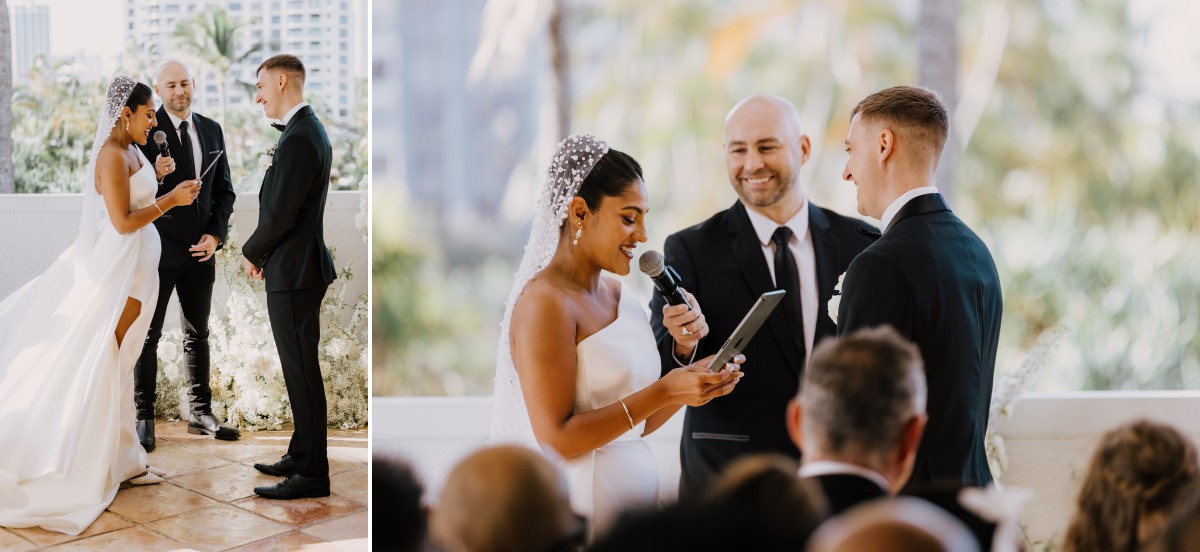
left=153, top=130, right=167, bottom=147
left=638, top=250, right=665, bottom=278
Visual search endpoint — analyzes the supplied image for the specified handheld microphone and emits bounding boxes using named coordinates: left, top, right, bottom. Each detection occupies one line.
left=639, top=250, right=691, bottom=309
left=153, top=131, right=170, bottom=158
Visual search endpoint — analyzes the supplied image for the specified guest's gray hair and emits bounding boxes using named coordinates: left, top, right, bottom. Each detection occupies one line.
left=798, top=326, right=926, bottom=463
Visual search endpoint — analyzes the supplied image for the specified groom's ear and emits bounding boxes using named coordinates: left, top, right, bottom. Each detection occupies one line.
left=786, top=398, right=805, bottom=451
left=878, top=128, right=895, bottom=163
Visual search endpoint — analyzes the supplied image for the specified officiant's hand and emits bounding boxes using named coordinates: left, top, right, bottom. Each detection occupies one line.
left=154, top=155, right=176, bottom=180
left=242, top=256, right=264, bottom=280
left=191, top=234, right=220, bottom=262
left=661, top=354, right=745, bottom=407
left=662, top=288, right=707, bottom=356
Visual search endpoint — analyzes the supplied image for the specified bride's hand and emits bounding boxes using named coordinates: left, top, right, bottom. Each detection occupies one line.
left=660, top=354, right=746, bottom=407
left=165, top=180, right=201, bottom=208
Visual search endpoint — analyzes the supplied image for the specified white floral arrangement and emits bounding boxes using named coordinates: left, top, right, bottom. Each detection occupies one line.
left=985, top=324, right=1068, bottom=478
left=154, top=179, right=369, bottom=431
left=258, top=144, right=277, bottom=171
left=827, top=271, right=846, bottom=324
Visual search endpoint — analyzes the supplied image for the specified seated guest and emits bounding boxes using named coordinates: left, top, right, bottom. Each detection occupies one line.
left=431, top=446, right=583, bottom=552
left=808, top=497, right=980, bottom=552
left=1063, top=420, right=1199, bottom=552
left=786, top=326, right=927, bottom=515
left=1160, top=482, right=1200, bottom=552
left=372, top=455, right=428, bottom=552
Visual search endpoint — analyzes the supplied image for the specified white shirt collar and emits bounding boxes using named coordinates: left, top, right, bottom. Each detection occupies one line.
left=880, top=186, right=939, bottom=233
left=280, top=101, right=310, bottom=126
left=744, top=195, right=810, bottom=247
left=799, top=460, right=891, bottom=493
left=165, top=110, right=194, bottom=131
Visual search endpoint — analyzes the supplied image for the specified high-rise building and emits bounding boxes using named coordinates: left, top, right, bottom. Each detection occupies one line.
left=11, top=1, right=51, bottom=82
left=122, top=0, right=367, bottom=121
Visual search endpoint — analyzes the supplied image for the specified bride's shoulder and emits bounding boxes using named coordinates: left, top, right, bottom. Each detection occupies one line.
left=512, top=278, right=574, bottom=325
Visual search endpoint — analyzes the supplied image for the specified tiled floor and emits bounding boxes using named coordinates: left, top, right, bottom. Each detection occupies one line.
left=0, top=421, right=368, bottom=551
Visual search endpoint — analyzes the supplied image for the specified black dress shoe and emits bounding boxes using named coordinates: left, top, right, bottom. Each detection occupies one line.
left=254, top=454, right=296, bottom=477
left=254, top=473, right=330, bottom=500
left=187, top=412, right=240, bottom=441
left=137, top=419, right=156, bottom=452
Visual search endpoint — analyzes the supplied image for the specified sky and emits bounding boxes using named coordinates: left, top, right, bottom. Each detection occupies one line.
left=43, top=0, right=124, bottom=70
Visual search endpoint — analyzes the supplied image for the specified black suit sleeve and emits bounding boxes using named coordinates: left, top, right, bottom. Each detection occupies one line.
left=649, top=233, right=698, bottom=376
left=206, top=123, right=237, bottom=248
left=836, top=249, right=914, bottom=337
left=242, top=133, right=319, bottom=266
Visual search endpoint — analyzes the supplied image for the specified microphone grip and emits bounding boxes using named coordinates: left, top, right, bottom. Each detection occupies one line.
left=654, top=266, right=692, bottom=309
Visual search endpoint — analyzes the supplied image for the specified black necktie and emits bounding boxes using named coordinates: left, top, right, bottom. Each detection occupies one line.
left=771, top=226, right=807, bottom=368
left=272, top=122, right=286, bottom=132
left=177, top=120, right=196, bottom=180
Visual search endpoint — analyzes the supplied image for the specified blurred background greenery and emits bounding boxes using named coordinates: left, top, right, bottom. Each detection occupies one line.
left=373, top=0, right=1200, bottom=396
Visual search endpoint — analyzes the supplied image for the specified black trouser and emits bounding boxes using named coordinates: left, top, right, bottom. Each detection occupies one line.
left=134, top=261, right=216, bottom=421
left=267, top=285, right=330, bottom=480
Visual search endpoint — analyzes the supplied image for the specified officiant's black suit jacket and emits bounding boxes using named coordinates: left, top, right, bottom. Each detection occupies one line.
left=242, top=106, right=337, bottom=292
left=137, top=107, right=236, bottom=268
left=836, top=193, right=1002, bottom=489
left=650, top=200, right=875, bottom=498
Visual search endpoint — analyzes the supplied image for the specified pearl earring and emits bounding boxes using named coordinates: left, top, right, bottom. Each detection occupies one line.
left=572, top=219, right=583, bottom=245
left=125, top=117, right=130, bottom=132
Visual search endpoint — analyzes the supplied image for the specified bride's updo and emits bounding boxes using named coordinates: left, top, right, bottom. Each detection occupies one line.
left=123, top=81, right=153, bottom=109
left=576, top=148, right=643, bottom=210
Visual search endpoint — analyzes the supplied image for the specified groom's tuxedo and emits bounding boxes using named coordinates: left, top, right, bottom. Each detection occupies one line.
left=836, top=193, right=1002, bottom=489
left=243, top=104, right=337, bottom=479
left=134, top=107, right=236, bottom=421
left=650, top=200, right=874, bottom=498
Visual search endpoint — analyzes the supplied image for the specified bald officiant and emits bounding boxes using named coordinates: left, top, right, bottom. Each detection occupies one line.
left=134, top=60, right=239, bottom=451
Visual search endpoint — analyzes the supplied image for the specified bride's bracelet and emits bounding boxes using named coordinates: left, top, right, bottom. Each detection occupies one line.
left=152, top=201, right=164, bottom=215
left=618, top=399, right=635, bottom=430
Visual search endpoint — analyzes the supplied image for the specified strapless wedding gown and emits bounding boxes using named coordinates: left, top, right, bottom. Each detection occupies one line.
left=0, top=147, right=160, bottom=535
left=563, top=281, right=661, bottom=540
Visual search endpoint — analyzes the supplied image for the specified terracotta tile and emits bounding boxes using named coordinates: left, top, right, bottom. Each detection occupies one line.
left=146, top=443, right=233, bottom=476
left=0, top=529, right=36, bottom=551
left=330, top=467, right=367, bottom=504
left=186, top=441, right=289, bottom=463
left=47, top=526, right=183, bottom=552
left=225, top=530, right=340, bottom=551
left=145, top=504, right=289, bottom=552
left=154, top=420, right=209, bottom=444
left=302, top=511, right=367, bottom=542
left=327, top=429, right=368, bottom=449
left=106, top=482, right=219, bottom=524
left=7, top=511, right=132, bottom=547
left=231, top=494, right=364, bottom=526
left=329, top=446, right=367, bottom=464
left=170, top=462, right=282, bottom=502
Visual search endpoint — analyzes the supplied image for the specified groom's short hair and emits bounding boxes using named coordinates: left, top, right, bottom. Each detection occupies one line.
left=798, top=326, right=926, bottom=462
left=851, top=86, right=949, bottom=157
left=257, top=54, right=306, bottom=87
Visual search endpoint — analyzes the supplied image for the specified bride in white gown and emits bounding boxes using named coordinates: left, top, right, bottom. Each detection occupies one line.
left=491, top=134, right=745, bottom=540
left=0, top=76, right=199, bottom=535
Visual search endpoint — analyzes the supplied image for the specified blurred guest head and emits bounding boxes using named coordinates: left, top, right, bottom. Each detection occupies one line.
left=430, top=446, right=581, bottom=552
left=371, top=455, right=428, bottom=552
left=788, top=326, right=927, bottom=494
left=1064, top=419, right=1199, bottom=552
left=723, top=94, right=811, bottom=222
left=841, top=85, right=949, bottom=219
left=1160, top=482, right=1200, bottom=552
left=809, top=497, right=980, bottom=552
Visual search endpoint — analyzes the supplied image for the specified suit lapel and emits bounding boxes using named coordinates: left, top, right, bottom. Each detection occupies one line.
left=726, top=201, right=801, bottom=373
left=808, top=203, right=838, bottom=341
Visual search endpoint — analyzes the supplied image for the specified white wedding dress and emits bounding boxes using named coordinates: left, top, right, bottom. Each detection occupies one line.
left=562, top=281, right=660, bottom=539
left=0, top=146, right=159, bottom=535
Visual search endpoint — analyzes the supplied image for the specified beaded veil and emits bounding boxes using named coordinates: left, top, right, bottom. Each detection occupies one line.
left=489, top=133, right=610, bottom=446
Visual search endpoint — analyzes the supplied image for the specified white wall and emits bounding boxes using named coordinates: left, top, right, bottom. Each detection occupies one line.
left=0, top=191, right=366, bottom=332
left=372, top=392, right=1200, bottom=548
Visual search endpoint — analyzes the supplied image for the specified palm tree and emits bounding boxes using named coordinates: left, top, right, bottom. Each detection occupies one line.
left=174, top=5, right=264, bottom=128
left=919, top=0, right=959, bottom=202
left=1, top=0, right=15, bottom=194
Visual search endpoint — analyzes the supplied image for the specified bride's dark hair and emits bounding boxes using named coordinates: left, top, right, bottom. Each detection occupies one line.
left=124, top=82, right=153, bottom=109
left=577, top=148, right=643, bottom=210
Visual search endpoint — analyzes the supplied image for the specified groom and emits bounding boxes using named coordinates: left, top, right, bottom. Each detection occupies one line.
left=242, top=54, right=337, bottom=500
left=135, top=60, right=239, bottom=451
left=836, top=86, right=1003, bottom=489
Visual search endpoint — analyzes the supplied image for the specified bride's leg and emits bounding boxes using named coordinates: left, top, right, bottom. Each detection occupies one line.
left=115, top=297, right=142, bottom=348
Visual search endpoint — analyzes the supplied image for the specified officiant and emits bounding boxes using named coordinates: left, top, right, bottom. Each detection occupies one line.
left=134, top=60, right=239, bottom=450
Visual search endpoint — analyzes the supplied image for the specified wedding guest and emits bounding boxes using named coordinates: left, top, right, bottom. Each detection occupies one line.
left=650, top=94, right=875, bottom=499
left=808, top=497, right=980, bottom=552
left=1063, top=420, right=1199, bottom=552
left=786, top=326, right=927, bottom=514
left=1160, top=483, right=1200, bottom=552
left=372, top=455, right=428, bottom=552
left=431, top=446, right=583, bottom=552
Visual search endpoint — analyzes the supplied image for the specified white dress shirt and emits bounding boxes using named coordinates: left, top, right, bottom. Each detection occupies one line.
left=744, top=199, right=818, bottom=358
left=879, top=186, right=939, bottom=233
left=279, top=101, right=310, bottom=127
left=798, top=460, right=891, bottom=493
left=165, top=110, right=203, bottom=179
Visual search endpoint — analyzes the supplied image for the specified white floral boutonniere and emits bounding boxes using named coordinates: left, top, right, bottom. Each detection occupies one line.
left=258, top=144, right=277, bottom=171
left=828, top=271, right=847, bottom=325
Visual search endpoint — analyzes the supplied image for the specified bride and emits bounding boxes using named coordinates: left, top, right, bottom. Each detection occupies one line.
left=492, top=133, right=745, bottom=539
left=0, top=75, right=199, bottom=535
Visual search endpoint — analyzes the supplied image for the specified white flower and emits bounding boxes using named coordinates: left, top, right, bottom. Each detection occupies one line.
left=160, top=342, right=179, bottom=361
left=258, top=154, right=273, bottom=170
left=828, top=270, right=848, bottom=325
left=325, top=338, right=349, bottom=358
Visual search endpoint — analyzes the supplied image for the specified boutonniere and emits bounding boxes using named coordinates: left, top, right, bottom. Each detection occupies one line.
left=258, top=144, right=277, bottom=171
left=828, top=271, right=847, bottom=325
